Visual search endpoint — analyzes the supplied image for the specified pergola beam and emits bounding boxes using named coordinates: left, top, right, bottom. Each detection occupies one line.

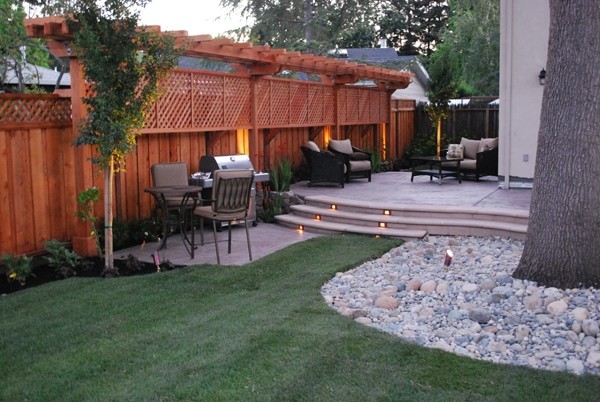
left=24, top=16, right=412, bottom=89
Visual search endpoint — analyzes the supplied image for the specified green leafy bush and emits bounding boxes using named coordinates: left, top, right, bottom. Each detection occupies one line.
left=269, top=158, right=292, bottom=192
left=1, top=253, right=34, bottom=285
left=43, top=240, right=81, bottom=279
left=98, top=217, right=162, bottom=251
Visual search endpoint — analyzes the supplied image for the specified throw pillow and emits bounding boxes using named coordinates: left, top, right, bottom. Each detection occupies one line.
left=479, top=137, right=499, bottom=152
left=460, top=137, right=480, bottom=159
left=320, top=149, right=335, bottom=157
left=305, top=141, right=320, bottom=152
left=446, top=144, right=464, bottom=159
left=349, top=151, right=370, bottom=161
left=328, top=139, right=354, bottom=155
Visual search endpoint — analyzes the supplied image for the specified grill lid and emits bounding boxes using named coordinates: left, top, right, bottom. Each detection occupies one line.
left=200, top=154, right=254, bottom=173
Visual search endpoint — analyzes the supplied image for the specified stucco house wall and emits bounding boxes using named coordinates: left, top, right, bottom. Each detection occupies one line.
left=499, top=0, right=549, bottom=188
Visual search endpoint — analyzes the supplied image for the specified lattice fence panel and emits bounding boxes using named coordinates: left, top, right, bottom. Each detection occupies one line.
left=342, top=87, right=359, bottom=124
left=192, top=73, right=225, bottom=128
left=155, top=72, right=193, bottom=129
left=323, top=86, right=335, bottom=124
left=255, top=80, right=272, bottom=127
left=289, top=82, right=308, bottom=125
left=224, top=76, right=252, bottom=128
left=307, top=85, right=323, bottom=124
left=359, top=90, right=370, bottom=122
left=267, top=80, right=290, bottom=127
left=0, top=95, right=71, bottom=126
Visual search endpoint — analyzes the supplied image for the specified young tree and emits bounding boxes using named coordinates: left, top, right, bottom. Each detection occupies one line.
left=426, top=43, right=459, bottom=156
left=69, top=0, right=177, bottom=274
left=512, top=0, right=600, bottom=288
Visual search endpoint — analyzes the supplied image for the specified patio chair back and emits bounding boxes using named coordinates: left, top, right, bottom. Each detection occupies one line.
left=194, top=169, right=254, bottom=264
left=151, top=162, right=189, bottom=187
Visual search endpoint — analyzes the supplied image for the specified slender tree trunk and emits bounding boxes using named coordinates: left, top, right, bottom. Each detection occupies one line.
left=512, top=0, right=600, bottom=288
left=104, top=156, right=115, bottom=274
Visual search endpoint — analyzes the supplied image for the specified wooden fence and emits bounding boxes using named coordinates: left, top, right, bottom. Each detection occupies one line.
left=1, top=90, right=503, bottom=257
left=414, top=101, right=499, bottom=141
left=0, top=87, right=410, bottom=257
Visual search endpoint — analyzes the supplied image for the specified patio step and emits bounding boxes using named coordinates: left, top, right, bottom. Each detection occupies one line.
left=275, top=214, right=427, bottom=240
left=275, top=195, right=528, bottom=240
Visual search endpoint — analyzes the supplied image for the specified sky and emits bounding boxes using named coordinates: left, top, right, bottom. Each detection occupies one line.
left=139, top=0, right=247, bottom=37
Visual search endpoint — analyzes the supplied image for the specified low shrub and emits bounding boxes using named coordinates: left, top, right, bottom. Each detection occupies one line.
left=43, top=240, right=81, bottom=278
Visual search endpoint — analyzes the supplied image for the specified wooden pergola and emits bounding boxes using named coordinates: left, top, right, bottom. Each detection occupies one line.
left=25, top=16, right=411, bottom=88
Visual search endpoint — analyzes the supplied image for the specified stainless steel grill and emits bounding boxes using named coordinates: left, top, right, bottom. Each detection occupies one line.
left=191, top=155, right=270, bottom=224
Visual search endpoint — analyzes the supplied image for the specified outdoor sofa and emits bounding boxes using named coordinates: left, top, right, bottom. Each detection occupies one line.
left=443, top=137, right=499, bottom=181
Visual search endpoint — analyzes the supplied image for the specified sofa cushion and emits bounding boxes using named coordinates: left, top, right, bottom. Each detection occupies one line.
left=479, top=137, right=499, bottom=152
left=328, top=139, right=353, bottom=155
left=460, top=159, right=477, bottom=170
left=446, top=144, right=464, bottom=159
left=348, top=160, right=371, bottom=171
left=460, top=138, right=480, bottom=159
left=320, top=149, right=335, bottom=157
left=305, top=140, right=320, bottom=152
left=350, top=151, right=370, bottom=161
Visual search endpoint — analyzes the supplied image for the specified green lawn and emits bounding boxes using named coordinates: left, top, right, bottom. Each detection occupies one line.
left=1, top=234, right=599, bottom=401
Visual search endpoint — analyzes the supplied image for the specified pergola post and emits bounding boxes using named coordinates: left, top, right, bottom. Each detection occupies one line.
left=249, top=76, right=261, bottom=171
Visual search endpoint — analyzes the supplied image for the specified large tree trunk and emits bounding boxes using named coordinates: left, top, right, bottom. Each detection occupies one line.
left=512, top=0, right=600, bottom=288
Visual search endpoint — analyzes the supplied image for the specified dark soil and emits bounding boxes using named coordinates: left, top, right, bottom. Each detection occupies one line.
left=0, top=255, right=180, bottom=295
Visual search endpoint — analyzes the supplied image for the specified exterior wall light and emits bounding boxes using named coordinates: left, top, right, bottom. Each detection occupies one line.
left=315, top=214, right=321, bottom=220
left=379, top=222, right=386, bottom=228
left=330, top=204, right=337, bottom=210
left=538, top=68, right=546, bottom=85
left=383, top=210, right=391, bottom=216
left=298, top=225, right=304, bottom=231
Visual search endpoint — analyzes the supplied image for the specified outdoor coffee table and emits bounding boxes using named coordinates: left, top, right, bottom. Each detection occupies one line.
left=144, top=185, right=203, bottom=258
left=410, top=156, right=463, bottom=185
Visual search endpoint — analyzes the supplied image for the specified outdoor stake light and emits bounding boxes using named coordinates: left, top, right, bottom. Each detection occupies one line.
left=444, top=249, right=454, bottom=267
left=538, top=68, right=546, bottom=85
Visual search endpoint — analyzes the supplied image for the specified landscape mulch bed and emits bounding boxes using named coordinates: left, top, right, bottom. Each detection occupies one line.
left=0, top=256, right=180, bottom=295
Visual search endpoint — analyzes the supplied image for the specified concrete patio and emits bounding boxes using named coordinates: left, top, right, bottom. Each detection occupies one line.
left=113, top=172, right=532, bottom=267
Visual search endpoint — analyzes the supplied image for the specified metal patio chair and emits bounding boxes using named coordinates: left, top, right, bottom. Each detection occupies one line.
left=194, top=169, right=254, bottom=264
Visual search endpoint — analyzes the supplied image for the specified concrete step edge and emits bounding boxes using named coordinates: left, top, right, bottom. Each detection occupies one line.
left=290, top=205, right=528, bottom=233
left=303, top=195, right=530, bottom=220
left=275, top=214, right=427, bottom=239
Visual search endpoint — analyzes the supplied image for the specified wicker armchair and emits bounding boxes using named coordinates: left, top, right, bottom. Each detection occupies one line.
left=300, top=145, right=345, bottom=188
left=327, top=139, right=372, bottom=183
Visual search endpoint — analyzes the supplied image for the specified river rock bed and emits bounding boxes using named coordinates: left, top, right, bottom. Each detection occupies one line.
left=321, top=236, right=600, bottom=376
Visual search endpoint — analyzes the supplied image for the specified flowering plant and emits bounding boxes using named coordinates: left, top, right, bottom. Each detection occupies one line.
left=1, top=253, right=34, bottom=286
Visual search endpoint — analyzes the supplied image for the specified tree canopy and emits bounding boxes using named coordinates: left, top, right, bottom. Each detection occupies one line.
left=438, top=0, right=500, bottom=96
left=378, top=0, right=449, bottom=56
left=220, top=0, right=375, bottom=53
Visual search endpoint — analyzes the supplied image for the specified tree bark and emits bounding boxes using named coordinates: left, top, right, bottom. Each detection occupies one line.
left=512, top=0, right=600, bottom=288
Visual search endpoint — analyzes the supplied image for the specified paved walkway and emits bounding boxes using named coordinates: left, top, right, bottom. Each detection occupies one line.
left=114, top=172, right=532, bottom=266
